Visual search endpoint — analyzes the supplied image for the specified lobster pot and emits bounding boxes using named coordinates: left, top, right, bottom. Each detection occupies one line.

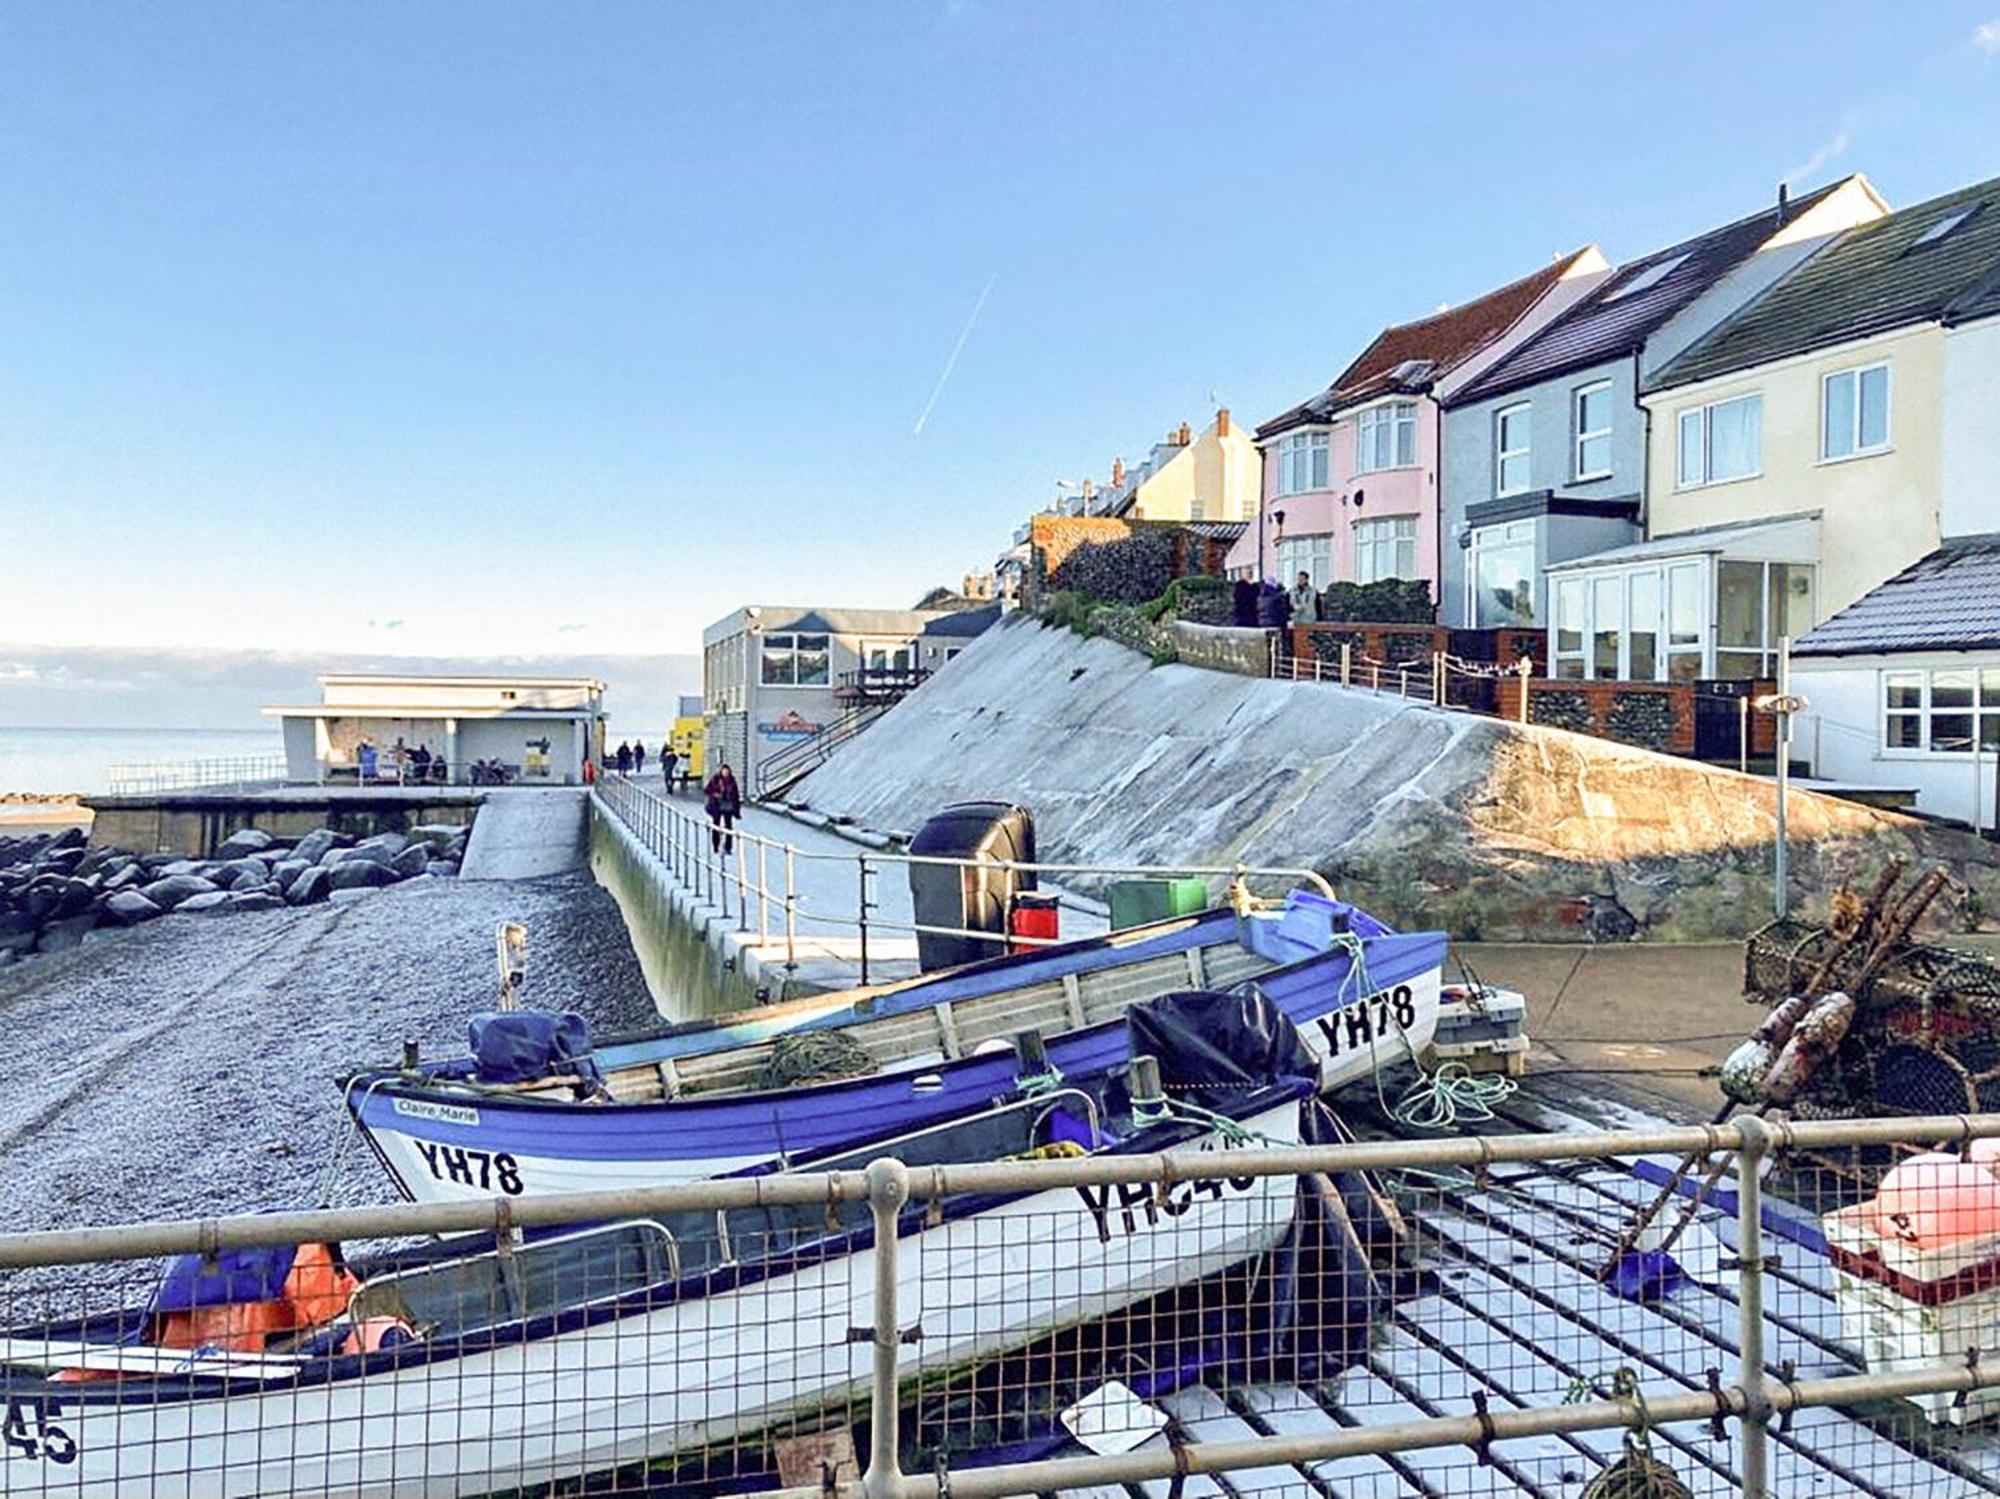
left=1423, top=984, right=1528, bottom=1076
left=1825, top=1202, right=2000, bottom=1425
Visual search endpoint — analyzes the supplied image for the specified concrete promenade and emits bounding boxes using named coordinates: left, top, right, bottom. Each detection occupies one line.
left=591, top=774, right=1107, bottom=999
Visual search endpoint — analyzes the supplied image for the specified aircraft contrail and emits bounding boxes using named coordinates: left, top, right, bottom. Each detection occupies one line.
left=912, top=271, right=997, bottom=437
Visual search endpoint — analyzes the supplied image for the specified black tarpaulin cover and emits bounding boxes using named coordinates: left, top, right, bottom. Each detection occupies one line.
left=1124, top=986, right=1319, bottom=1107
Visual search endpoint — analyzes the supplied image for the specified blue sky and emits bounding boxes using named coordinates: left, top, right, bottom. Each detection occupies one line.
left=5, top=2, right=2000, bottom=663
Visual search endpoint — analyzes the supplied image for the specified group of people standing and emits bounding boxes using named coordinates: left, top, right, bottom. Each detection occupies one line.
left=607, top=740, right=741, bottom=856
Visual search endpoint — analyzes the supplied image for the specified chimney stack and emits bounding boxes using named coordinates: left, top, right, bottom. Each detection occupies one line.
left=1776, top=182, right=1790, bottom=226
left=1111, top=457, right=1125, bottom=486
left=1216, top=408, right=1231, bottom=437
left=1176, top=422, right=1191, bottom=446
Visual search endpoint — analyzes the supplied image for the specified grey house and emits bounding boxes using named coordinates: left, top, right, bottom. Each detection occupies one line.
left=1438, top=175, right=1888, bottom=632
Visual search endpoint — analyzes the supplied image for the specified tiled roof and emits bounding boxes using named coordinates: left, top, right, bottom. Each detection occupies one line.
left=1653, top=175, right=2000, bottom=390
left=1256, top=249, right=1596, bottom=439
left=1448, top=180, right=1849, bottom=406
left=1793, top=535, right=2000, bottom=657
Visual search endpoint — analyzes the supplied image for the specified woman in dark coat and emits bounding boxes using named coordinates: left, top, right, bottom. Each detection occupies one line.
left=704, top=761, right=742, bottom=855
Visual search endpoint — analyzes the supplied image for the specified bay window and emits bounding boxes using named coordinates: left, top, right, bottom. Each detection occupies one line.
left=1546, top=557, right=1810, bottom=682
left=1496, top=403, right=1532, bottom=496
left=1353, top=515, right=1417, bottom=583
left=1277, top=430, right=1329, bottom=496
left=1276, top=534, right=1333, bottom=589
left=1676, top=393, right=1762, bottom=488
left=1357, top=401, right=1417, bottom=473
left=1822, top=362, right=1890, bottom=461
left=1884, top=668, right=2000, bottom=754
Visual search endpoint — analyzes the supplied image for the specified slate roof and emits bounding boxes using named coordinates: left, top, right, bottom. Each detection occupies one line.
left=1448, top=180, right=1850, bottom=406
left=1793, top=534, right=2000, bottom=657
left=1653, top=174, right=2000, bottom=390
left=1256, top=250, right=1597, bottom=439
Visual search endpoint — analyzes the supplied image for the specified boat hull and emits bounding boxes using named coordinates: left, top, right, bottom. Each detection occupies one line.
left=355, top=940, right=1441, bottom=1202
left=2, top=1106, right=1301, bottom=1499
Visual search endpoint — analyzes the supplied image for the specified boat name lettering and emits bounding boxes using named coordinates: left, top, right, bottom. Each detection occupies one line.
left=392, top=1098, right=482, bottom=1127
left=414, top=1140, right=524, bottom=1195
left=1074, top=1160, right=1257, bottom=1244
left=2, top=1398, right=76, bottom=1465
left=1315, top=985, right=1417, bottom=1060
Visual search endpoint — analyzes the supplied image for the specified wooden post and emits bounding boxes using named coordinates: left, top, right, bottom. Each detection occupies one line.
left=1340, top=641, right=1352, bottom=687
left=1432, top=652, right=1445, bottom=707
left=1517, top=657, right=1531, bottom=724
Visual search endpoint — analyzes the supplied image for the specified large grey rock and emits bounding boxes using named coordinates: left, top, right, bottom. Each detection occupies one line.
left=159, top=859, right=207, bottom=878
left=52, top=878, right=97, bottom=918
left=103, top=890, right=163, bottom=925
left=292, top=829, right=339, bottom=865
left=391, top=844, right=430, bottom=878
left=286, top=867, right=333, bottom=906
left=329, top=857, right=399, bottom=891
left=214, top=828, right=274, bottom=859
left=101, top=862, right=146, bottom=894
left=425, top=860, right=459, bottom=878
left=227, top=891, right=284, bottom=912
left=37, top=913, right=97, bottom=952
left=355, top=832, right=409, bottom=858
left=139, top=875, right=221, bottom=911
left=215, top=858, right=269, bottom=889
left=271, top=857, right=310, bottom=888
left=177, top=891, right=233, bottom=915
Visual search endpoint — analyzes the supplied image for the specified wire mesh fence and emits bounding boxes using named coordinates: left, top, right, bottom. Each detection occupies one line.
left=9, top=1114, right=2000, bottom=1497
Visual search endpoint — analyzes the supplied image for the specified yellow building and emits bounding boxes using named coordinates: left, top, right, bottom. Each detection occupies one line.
left=669, top=694, right=706, bottom=780
left=1094, top=409, right=1262, bottom=523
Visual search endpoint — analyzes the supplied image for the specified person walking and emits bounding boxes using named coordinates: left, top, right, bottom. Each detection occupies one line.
left=615, top=741, right=633, bottom=775
left=661, top=744, right=680, bottom=791
left=1288, top=571, right=1321, bottom=624
left=704, top=760, right=742, bottom=856
left=634, top=740, right=647, bottom=775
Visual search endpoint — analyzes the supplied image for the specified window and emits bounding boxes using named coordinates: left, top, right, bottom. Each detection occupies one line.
left=760, top=632, right=830, bottom=686
left=863, top=642, right=915, bottom=673
left=1908, top=203, right=1985, bottom=251
left=1676, top=394, right=1762, bottom=487
left=1572, top=381, right=1613, bottom=481
left=1466, top=519, right=1538, bottom=627
left=1603, top=253, right=1690, bottom=302
left=1353, top=516, right=1417, bottom=583
left=1276, top=534, right=1333, bottom=589
left=1553, top=578, right=1587, bottom=679
left=1495, top=403, right=1532, bottom=496
left=1883, top=668, right=2000, bottom=754
left=1276, top=430, right=1329, bottom=495
left=1822, top=362, right=1890, bottom=460
left=1665, top=561, right=1704, bottom=683
left=1356, top=401, right=1418, bottom=474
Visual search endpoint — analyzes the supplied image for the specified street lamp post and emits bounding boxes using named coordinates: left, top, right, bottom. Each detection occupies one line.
left=1755, top=636, right=1808, bottom=922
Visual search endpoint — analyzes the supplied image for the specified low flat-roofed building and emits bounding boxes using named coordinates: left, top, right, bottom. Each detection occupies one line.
left=263, top=673, right=606, bottom=785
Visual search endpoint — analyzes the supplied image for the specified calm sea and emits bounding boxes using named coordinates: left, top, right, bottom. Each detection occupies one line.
left=0, top=726, right=286, bottom=796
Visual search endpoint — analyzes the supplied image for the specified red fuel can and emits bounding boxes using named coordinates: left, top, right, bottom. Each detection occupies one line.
left=1008, top=892, right=1060, bottom=954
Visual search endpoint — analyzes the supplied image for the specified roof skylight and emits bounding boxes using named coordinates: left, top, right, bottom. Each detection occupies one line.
left=1908, top=202, right=1986, bottom=251
left=1603, top=253, right=1690, bottom=302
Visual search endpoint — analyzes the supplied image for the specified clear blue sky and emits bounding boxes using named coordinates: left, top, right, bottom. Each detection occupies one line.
left=5, top=2, right=2000, bottom=660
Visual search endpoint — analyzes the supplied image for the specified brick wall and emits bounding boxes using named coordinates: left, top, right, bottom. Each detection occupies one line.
left=1492, top=679, right=1695, bottom=755
left=1291, top=623, right=1449, bottom=673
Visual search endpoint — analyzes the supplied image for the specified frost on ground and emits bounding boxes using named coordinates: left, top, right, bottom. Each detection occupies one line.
left=0, top=872, right=657, bottom=1235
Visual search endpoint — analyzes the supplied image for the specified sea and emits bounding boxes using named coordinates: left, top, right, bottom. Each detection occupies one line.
left=0, top=726, right=287, bottom=796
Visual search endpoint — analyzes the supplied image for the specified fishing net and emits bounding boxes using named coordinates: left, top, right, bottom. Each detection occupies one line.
left=759, top=1031, right=880, bottom=1089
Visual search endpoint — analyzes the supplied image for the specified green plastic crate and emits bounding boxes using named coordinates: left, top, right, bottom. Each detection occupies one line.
left=1107, top=878, right=1210, bottom=931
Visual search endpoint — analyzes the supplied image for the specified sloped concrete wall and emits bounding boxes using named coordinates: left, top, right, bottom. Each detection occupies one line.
left=790, top=615, right=2000, bottom=941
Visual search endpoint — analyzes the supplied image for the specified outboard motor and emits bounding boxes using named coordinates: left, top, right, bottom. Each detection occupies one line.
left=907, top=801, right=1036, bottom=972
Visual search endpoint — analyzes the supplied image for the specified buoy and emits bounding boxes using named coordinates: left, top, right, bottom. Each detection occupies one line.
left=1873, top=1152, right=2000, bottom=1246
left=342, top=1317, right=417, bottom=1355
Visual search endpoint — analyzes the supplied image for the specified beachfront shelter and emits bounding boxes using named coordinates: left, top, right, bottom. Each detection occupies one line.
left=263, top=674, right=607, bottom=785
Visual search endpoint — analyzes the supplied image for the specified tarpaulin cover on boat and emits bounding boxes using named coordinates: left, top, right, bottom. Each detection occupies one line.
left=1125, top=987, right=1319, bottom=1106
left=151, top=1245, right=298, bottom=1312
left=468, top=1009, right=602, bottom=1086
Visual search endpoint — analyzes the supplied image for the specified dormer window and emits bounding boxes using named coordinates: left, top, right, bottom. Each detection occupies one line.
left=1276, top=430, right=1329, bottom=495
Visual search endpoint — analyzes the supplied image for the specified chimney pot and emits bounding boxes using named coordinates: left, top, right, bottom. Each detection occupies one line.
left=1777, top=182, right=1790, bottom=225
left=1111, top=457, right=1125, bottom=485
left=1177, top=422, right=1191, bottom=445
left=1216, top=408, right=1231, bottom=437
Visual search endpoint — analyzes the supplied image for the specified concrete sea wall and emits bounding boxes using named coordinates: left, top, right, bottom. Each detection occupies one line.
left=789, top=614, right=2000, bottom=941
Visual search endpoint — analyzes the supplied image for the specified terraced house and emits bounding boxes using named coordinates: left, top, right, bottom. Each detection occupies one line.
left=1229, top=248, right=1608, bottom=597
left=1438, top=175, right=1888, bottom=658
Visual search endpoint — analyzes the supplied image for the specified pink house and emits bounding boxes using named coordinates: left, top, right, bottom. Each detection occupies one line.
left=1231, top=248, right=1609, bottom=607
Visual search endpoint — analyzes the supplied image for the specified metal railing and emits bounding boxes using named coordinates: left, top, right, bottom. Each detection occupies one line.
left=103, top=755, right=290, bottom=795
left=593, top=772, right=1334, bottom=983
left=755, top=702, right=896, bottom=798
left=7, top=1112, right=2000, bottom=1497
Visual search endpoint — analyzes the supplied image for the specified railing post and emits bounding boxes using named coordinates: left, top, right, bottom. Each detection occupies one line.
left=1739, top=694, right=1750, bottom=775
left=1340, top=641, right=1351, bottom=687
left=736, top=839, right=750, bottom=934
left=863, top=1158, right=910, bottom=1499
left=785, top=845, right=798, bottom=970
left=1518, top=658, right=1532, bottom=724
left=1432, top=652, right=1444, bottom=707
left=858, top=852, right=871, bottom=986
left=1734, top=1114, right=1773, bottom=1499
left=758, top=839, right=770, bottom=947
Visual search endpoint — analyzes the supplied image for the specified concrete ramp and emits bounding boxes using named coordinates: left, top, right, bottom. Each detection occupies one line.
left=460, top=788, right=590, bottom=880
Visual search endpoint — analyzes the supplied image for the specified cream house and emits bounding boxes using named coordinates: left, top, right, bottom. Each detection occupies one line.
left=1088, top=409, right=1262, bottom=524
left=1599, top=175, right=2000, bottom=685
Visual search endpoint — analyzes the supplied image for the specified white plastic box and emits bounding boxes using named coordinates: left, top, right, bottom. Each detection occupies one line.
left=1824, top=1201, right=2000, bottom=1425
left=1425, top=983, right=1528, bottom=1076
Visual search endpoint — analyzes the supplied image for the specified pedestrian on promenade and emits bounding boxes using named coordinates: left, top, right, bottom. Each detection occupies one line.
left=1288, top=571, right=1321, bottom=624
left=358, top=741, right=378, bottom=782
left=634, top=741, right=647, bottom=774
left=661, top=745, right=680, bottom=791
left=704, top=761, right=742, bottom=856
left=615, top=741, right=633, bottom=775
